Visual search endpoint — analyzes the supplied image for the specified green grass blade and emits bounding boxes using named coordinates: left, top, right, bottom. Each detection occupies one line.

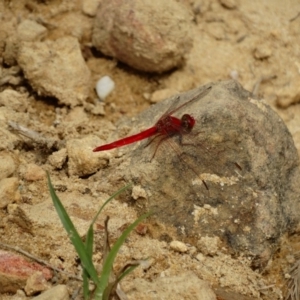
left=82, top=269, right=90, bottom=300
left=117, top=263, right=139, bottom=283
left=94, top=212, right=152, bottom=299
left=82, top=226, right=94, bottom=299
left=46, top=172, right=99, bottom=284
left=102, top=262, right=140, bottom=299
left=85, top=226, right=94, bottom=258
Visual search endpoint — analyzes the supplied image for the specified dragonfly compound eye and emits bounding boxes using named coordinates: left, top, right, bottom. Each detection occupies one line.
left=181, top=114, right=196, bottom=133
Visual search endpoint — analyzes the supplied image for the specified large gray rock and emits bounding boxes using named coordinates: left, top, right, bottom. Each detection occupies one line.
left=116, top=80, right=300, bottom=266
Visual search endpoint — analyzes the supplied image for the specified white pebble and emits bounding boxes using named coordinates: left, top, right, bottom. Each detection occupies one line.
left=170, top=241, right=188, bottom=253
left=96, top=76, right=115, bottom=100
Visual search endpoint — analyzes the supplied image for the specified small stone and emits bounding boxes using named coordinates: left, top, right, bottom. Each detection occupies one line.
left=67, top=135, right=110, bottom=176
left=197, top=236, right=220, bottom=256
left=3, top=36, right=19, bottom=66
left=7, top=204, right=33, bottom=233
left=17, top=19, right=47, bottom=42
left=48, top=148, right=67, bottom=169
left=286, top=254, right=295, bottom=264
left=95, top=75, right=115, bottom=100
left=19, top=163, right=45, bottom=181
left=0, top=126, right=21, bottom=151
left=135, top=223, right=148, bottom=235
left=132, top=185, right=147, bottom=200
left=0, top=177, right=21, bottom=209
left=0, top=152, right=17, bottom=180
left=253, top=44, right=272, bottom=59
left=17, top=37, right=91, bottom=107
left=170, top=241, right=188, bottom=253
left=29, top=284, right=69, bottom=300
left=188, top=246, right=198, bottom=256
left=196, top=253, right=205, bottom=262
left=86, top=102, right=105, bottom=116
left=276, top=85, right=300, bottom=108
left=82, top=0, right=101, bottom=17
left=25, top=271, right=51, bottom=296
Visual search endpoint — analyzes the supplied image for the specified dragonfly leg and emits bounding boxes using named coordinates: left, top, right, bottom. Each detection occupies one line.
left=202, top=179, right=209, bottom=190
left=149, top=135, right=170, bottom=162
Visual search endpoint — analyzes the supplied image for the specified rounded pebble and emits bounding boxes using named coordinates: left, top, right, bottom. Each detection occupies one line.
left=92, top=0, right=193, bottom=73
left=170, top=241, right=188, bottom=253
left=0, top=152, right=16, bottom=180
left=96, top=75, right=115, bottom=100
left=0, top=177, right=21, bottom=209
left=19, top=164, right=45, bottom=181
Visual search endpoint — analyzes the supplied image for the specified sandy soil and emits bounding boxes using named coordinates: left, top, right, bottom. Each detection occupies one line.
left=1, top=0, right=300, bottom=299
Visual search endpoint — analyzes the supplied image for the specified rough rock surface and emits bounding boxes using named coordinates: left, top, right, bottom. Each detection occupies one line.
left=123, top=271, right=217, bottom=300
left=0, top=177, right=21, bottom=209
left=92, top=0, right=193, bottom=73
left=17, top=37, right=91, bottom=107
left=116, top=80, right=300, bottom=265
left=67, top=135, right=110, bottom=176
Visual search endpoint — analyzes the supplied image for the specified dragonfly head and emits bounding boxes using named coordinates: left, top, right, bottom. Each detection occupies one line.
left=181, top=114, right=195, bottom=133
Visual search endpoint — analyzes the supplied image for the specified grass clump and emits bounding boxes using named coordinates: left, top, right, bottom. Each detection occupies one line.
left=47, top=172, right=150, bottom=299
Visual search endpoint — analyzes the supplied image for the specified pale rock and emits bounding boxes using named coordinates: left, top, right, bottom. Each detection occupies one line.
left=17, top=20, right=47, bottom=42
left=85, top=101, right=105, bottom=116
left=197, top=236, right=220, bottom=256
left=170, top=241, right=188, bottom=253
left=253, top=44, right=273, bottom=59
left=19, top=163, right=45, bottom=181
left=0, top=177, right=21, bottom=209
left=25, top=271, right=51, bottom=296
left=48, top=148, right=67, bottom=169
left=92, top=0, right=193, bottom=73
left=17, top=37, right=91, bottom=107
left=7, top=204, right=33, bottom=233
left=3, top=36, right=19, bottom=66
left=196, top=253, right=206, bottom=262
left=30, top=284, right=69, bottom=300
left=67, top=135, right=110, bottom=176
left=132, top=185, right=147, bottom=200
left=0, top=152, right=17, bottom=180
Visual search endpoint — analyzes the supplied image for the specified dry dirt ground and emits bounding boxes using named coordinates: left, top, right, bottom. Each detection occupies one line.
left=1, top=0, right=300, bottom=299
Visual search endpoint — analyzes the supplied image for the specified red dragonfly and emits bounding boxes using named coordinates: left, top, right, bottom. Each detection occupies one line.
left=93, top=86, right=211, bottom=152
left=93, top=86, right=212, bottom=187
